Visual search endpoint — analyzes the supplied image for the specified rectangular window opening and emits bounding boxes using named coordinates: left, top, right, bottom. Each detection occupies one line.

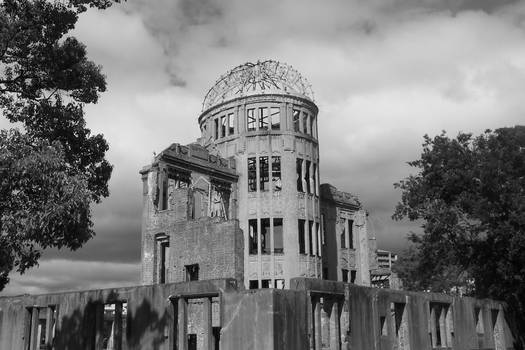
left=259, top=156, right=269, bottom=191
left=101, top=302, right=127, bottom=350
left=321, top=214, right=326, bottom=245
left=270, top=107, right=280, bottom=130
left=274, top=279, right=285, bottom=289
left=340, top=223, right=346, bottom=249
left=308, top=220, right=313, bottom=255
left=160, top=173, right=168, bottom=210
left=228, top=113, right=235, bottom=135
left=348, top=220, right=354, bottom=249
left=342, top=269, right=349, bottom=282
left=350, top=270, right=357, bottom=284
left=271, top=156, right=281, bottom=192
left=249, top=280, right=259, bottom=289
left=156, top=236, right=169, bottom=284
left=261, top=279, right=271, bottom=288
left=188, top=333, right=197, bottom=350
left=248, top=157, right=257, bottom=192
left=249, top=219, right=258, bottom=255
left=316, top=223, right=321, bottom=257
left=247, top=108, right=256, bottom=131
left=298, top=219, right=306, bottom=254
left=214, top=118, right=219, bottom=139
left=261, top=218, right=271, bottom=255
left=259, top=107, right=269, bottom=130
left=185, top=264, right=199, bottom=281
left=26, top=306, right=58, bottom=350
left=220, top=115, right=227, bottom=138
left=313, top=164, right=317, bottom=196
left=273, top=218, right=283, bottom=254
left=302, top=111, right=309, bottom=134
left=213, top=327, right=221, bottom=350
left=293, top=109, right=300, bottom=132
left=305, top=160, right=311, bottom=194
left=296, top=158, right=303, bottom=192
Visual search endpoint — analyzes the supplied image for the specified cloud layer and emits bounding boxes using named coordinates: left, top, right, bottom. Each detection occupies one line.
left=2, top=0, right=525, bottom=294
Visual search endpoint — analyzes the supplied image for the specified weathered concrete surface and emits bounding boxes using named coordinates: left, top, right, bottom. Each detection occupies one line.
left=0, top=278, right=518, bottom=350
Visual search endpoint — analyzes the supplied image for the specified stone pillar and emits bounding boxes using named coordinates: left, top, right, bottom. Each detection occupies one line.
left=203, top=298, right=214, bottom=350
left=315, top=298, right=322, bottom=350
left=438, top=306, right=446, bottom=348
left=29, top=308, right=39, bottom=350
left=322, top=300, right=331, bottom=348
left=45, top=307, right=54, bottom=349
left=330, top=301, right=341, bottom=350
left=355, top=210, right=370, bottom=286
left=307, top=295, right=314, bottom=350
left=429, top=306, right=437, bottom=348
left=95, top=303, right=104, bottom=350
left=114, top=302, right=123, bottom=350
left=178, top=298, right=188, bottom=350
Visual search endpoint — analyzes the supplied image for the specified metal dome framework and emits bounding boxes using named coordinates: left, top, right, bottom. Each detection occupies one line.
left=202, top=60, right=315, bottom=111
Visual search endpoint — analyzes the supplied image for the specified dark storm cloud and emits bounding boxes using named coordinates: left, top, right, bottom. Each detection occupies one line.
left=179, top=0, right=223, bottom=26
left=42, top=225, right=141, bottom=263
left=1, top=260, right=139, bottom=295
left=373, top=0, right=521, bottom=15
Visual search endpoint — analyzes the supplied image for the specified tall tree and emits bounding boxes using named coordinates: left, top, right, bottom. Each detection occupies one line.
left=0, top=0, right=119, bottom=291
left=393, top=126, right=525, bottom=347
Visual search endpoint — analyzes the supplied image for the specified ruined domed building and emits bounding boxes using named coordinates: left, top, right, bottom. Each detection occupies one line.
left=140, top=60, right=377, bottom=289
left=0, top=61, right=518, bottom=350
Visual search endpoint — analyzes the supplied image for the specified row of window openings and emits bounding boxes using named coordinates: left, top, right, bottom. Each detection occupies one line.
left=25, top=303, right=128, bottom=350
left=249, top=218, right=283, bottom=254
left=26, top=301, right=223, bottom=350
left=211, top=107, right=317, bottom=140
left=247, top=156, right=318, bottom=195
left=248, top=156, right=282, bottom=192
left=248, top=219, right=321, bottom=256
left=298, top=219, right=322, bottom=256
left=341, top=269, right=357, bottom=283
left=296, top=158, right=318, bottom=195
left=249, top=279, right=285, bottom=289
left=377, top=302, right=495, bottom=349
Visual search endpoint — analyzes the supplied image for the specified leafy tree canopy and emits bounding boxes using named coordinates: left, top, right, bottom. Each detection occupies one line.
left=393, top=126, right=525, bottom=345
left=0, top=0, right=120, bottom=291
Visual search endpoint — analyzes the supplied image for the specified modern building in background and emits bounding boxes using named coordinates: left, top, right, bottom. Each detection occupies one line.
left=141, top=60, right=380, bottom=289
left=371, top=249, right=402, bottom=289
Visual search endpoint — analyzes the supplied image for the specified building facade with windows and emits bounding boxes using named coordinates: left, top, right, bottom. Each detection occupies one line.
left=141, top=60, right=376, bottom=289
left=1, top=60, right=520, bottom=350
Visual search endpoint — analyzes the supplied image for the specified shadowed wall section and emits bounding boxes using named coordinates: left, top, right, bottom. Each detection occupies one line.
left=0, top=278, right=518, bottom=350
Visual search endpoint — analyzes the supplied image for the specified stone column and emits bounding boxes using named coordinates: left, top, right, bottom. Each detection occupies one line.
left=203, top=298, right=214, bottom=350
left=315, top=298, right=322, bottom=350
left=330, top=301, right=341, bottom=350
left=45, top=307, right=54, bottom=349
left=29, top=308, right=39, bottom=350
left=178, top=298, right=188, bottom=350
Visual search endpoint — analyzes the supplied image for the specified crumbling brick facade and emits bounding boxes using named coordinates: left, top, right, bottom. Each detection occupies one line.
left=140, top=143, right=243, bottom=286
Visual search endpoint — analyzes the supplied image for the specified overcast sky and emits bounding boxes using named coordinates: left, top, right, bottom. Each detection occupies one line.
left=2, top=0, right=525, bottom=295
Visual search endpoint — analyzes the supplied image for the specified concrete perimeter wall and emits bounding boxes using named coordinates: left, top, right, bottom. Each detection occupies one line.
left=0, top=278, right=518, bottom=350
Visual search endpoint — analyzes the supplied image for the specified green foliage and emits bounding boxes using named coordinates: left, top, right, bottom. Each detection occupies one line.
left=393, top=126, right=525, bottom=344
left=0, top=0, right=120, bottom=291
